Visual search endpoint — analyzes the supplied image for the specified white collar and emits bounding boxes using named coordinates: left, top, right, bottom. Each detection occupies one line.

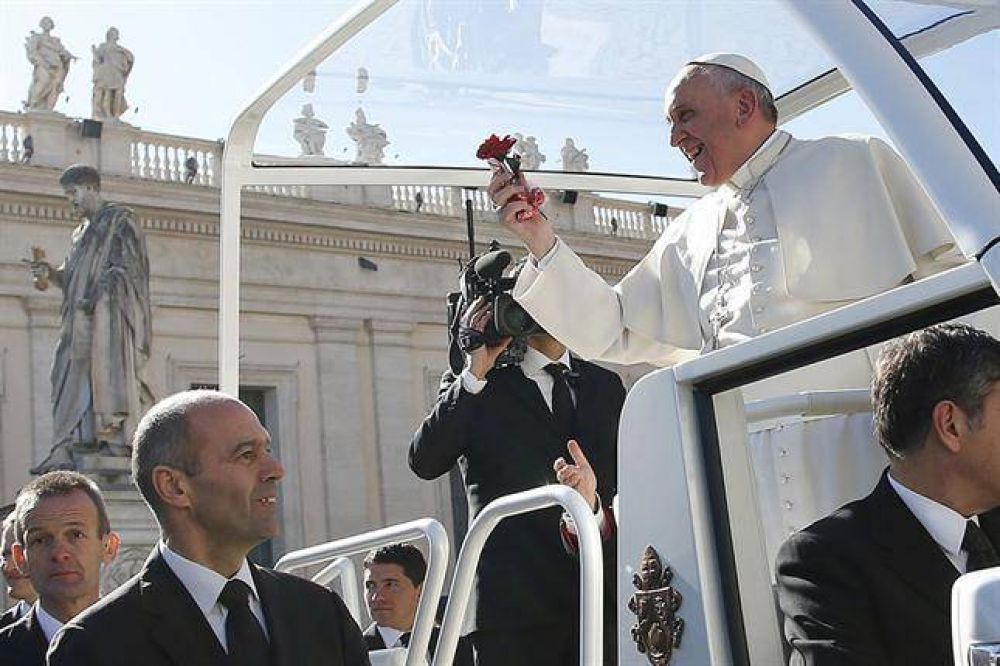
left=159, top=541, right=260, bottom=618
left=376, top=624, right=406, bottom=648
left=34, top=601, right=63, bottom=642
left=888, top=473, right=973, bottom=559
left=520, top=345, right=572, bottom=378
left=722, top=129, right=790, bottom=193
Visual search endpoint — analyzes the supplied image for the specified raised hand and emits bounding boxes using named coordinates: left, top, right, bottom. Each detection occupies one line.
left=461, top=296, right=512, bottom=379
left=553, top=439, right=598, bottom=512
left=486, top=160, right=556, bottom=259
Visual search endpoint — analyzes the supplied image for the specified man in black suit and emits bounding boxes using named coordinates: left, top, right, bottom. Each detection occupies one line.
left=48, top=390, right=370, bottom=665
left=0, top=471, right=120, bottom=665
left=410, top=296, right=624, bottom=666
left=0, top=507, right=37, bottom=629
left=777, top=323, right=1000, bottom=665
left=361, top=543, right=474, bottom=665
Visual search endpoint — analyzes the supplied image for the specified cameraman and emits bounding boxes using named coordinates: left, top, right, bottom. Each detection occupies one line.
left=409, top=294, right=623, bottom=666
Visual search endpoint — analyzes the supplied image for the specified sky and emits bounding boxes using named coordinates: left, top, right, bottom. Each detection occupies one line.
left=1, top=0, right=996, bottom=185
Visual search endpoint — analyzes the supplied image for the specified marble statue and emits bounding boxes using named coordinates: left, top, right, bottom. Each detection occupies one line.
left=346, top=107, right=389, bottom=165
left=293, top=104, right=329, bottom=156
left=560, top=137, right=590, bottom=172
left=91, top=27, right=134, bottom=121
left=28, top=165, right=154, bottom=473
left=24, top=17, right=75, bottom=112
left=514, top=134, right=546, bottom=171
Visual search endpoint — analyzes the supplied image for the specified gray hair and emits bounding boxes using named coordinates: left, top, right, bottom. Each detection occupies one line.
left=131, top=389, right=234, bottom=521
left=678, top=63, right=778, bottom=124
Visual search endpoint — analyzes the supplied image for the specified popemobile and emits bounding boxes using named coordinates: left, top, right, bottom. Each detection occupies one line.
left=213, top=1, right=999, bottom=664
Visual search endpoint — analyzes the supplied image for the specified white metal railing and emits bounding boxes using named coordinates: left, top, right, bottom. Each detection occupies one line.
left=275, top=518, right=448, bottom=666
left=745, top=388, right=872, bottom=424
left=0, top=112, right=28, bottom=164
left=434, top=485, right=603, bottom=666
left=307, top=556, right=362, bottom=624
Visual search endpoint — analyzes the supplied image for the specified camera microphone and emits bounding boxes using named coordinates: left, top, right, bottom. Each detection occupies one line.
left=473, top=249, right=511, bottom=280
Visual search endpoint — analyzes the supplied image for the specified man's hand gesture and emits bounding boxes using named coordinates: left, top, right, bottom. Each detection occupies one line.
left=486, top=161, right=556, bottom=260
left=553, top=440, right=598, bottom=512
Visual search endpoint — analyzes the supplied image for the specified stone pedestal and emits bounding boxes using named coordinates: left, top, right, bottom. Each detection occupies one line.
left=78, top=467, right=159, bottom=594
left=99, top=486, right=159, bottom=592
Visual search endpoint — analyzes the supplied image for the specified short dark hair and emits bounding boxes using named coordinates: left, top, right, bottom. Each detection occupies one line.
left=131, top=390, right=233, bottom=521
left=14, top=471, right=111, bottom=542
left=364, top=543, right=427, bottom=587
left=58, top=164, right=101, bottom=190
left=873, top=323, right=1000, bottom=458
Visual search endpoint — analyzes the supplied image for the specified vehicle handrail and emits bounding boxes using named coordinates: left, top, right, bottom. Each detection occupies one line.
left=305, top=557, right=361, bottom=625
left=275, top=518, right=448, bottom=666
left=433, top=486, right=602, bottom=666
left=745, top=388, right=871, bottom=424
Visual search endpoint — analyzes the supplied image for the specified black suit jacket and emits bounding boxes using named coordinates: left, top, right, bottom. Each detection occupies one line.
left=362, top=622, right=474, bottom=666
left=776, top=471, right=1000, bottom=666
left=47, top=549, right=371, bottom=666
left=0, top=605, right=47, bottom=666
left=0, top=600, right=29, bottom=631
left=409, top=358, right=623, bottom=632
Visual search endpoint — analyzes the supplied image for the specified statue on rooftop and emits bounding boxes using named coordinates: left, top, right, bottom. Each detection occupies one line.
left=293, top=104, right=329, bottom=156
left=514, top=134, right=546, bottom=171
left=27, top=165, right=154, bottom=474
left=346, top=107, right=389, bottom=165
left=560, top=137, right=590, bottom=172
left=24, top=16, right=75, bottom=112
left=91, top=27, right=134, bottom=121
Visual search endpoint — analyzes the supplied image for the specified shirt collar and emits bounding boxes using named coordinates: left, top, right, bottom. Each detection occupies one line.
left=520, top=345, right=572, bottom=378
left=722, top=129, right=790, bottom=193
left=888, top=473, right=972, bottom=558
left=376, top=624, right=405, bottom=648
left=159, top=541, right=260, bottom=617
left=34, top=601, right=63, bottom=642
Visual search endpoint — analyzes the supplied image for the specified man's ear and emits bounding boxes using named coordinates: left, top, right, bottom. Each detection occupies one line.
left=931, top=400, right=963, bottom=454
left=102, top=532, right=121, bottom=564
left=151, top=465, right=192, bottom=511
left=735, top=88, right=757, bottom=127
left=11, top=541, right=27, bottom=572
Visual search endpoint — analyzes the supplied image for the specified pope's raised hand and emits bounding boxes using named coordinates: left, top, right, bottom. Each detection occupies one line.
left=553, top=439, right=598, bottom=512
left=486, top=160, right=556, bottom=259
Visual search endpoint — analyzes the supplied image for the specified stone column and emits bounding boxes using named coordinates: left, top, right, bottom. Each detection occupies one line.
left=22, top=296, right=60, bottom=466
left=366, top=319, right=438, bottom=526
left=99, top=487, right=160, bottom=594
left=310, top=316, right=378, bottom=539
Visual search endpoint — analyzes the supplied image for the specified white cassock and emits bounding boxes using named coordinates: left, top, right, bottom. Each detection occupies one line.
left=513, top=129, right=964, bottom=574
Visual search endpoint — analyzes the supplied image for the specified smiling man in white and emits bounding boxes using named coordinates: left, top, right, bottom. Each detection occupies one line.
left=48, top=390, right=370, bottom=666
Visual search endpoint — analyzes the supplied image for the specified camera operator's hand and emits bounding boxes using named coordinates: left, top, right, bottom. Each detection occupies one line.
left=462, top=296, right=512, bottom=380
left=553, top=440, right=598, bottom=513
left=486, top=161, right=556, bottom=260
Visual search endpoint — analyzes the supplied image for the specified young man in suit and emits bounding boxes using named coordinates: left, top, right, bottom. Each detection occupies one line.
left=0, top=508, right=37, bottom=629
left=776, top=323, right=1000, bottom=665
left=410, top=295, right=624, bottom=665
left=0, top=471, right=119, bottom=665
left=48, top=390, right=371, bottom=666
left=361, top=543, right=473, bottom=665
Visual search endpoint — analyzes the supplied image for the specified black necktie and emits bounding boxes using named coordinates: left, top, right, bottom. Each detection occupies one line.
left=218, top=579, right=270, bottom=666
left=963, top=520, right=1000, bottom=572
left=544, top=363, right=575, bottom=439
left=399, top=631, right=411, bottom=648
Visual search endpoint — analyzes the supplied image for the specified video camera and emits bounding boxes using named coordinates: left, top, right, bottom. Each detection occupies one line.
left=447, top=240, right=542, bottom=374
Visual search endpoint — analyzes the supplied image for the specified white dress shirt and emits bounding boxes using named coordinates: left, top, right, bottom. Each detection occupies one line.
left=376, top=624, right=406, bottom=648
left=460, top=346, right=573, bottom=410
left=35, top=601, right=63, bottom=643
left=888, top=474, right=973, bottom=573
left=159, top=541, right=269, bottom=652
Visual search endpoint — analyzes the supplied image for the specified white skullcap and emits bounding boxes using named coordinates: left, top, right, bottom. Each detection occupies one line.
left=686, top=53, right=771, bottom=92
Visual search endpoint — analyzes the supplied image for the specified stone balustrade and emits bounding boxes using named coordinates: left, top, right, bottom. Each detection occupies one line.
left=0, top=111, right=29, bottom=164
left=129, top=130, right=221, bottom=186
left=1, top=108, right=676, bottom=239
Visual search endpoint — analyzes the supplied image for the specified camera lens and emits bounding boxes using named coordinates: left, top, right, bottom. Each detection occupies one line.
left=495, top=293, right=539, bottom=337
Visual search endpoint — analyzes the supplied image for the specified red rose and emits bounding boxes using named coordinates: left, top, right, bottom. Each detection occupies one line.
left=476, top=134, right=517, bottom=161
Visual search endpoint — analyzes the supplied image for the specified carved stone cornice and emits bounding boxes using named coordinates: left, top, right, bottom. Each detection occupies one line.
left=310, top=316, right=365, bottom=344
left=368, top=320, right=414, bottom=347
